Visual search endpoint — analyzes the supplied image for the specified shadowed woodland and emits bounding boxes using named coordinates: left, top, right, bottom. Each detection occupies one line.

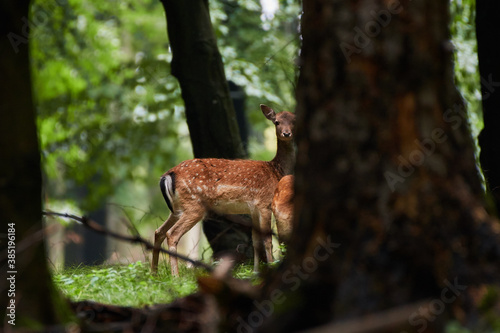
left=3, top=0, right=500, bottom=332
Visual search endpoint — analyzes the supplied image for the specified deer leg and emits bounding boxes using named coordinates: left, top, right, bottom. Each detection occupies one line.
left=251, top=208, right=274, bottom=272
left=166, top=208, right=205, bottom=277
left=276, top=217, right=293, bottom=244
left=259, top=208, right=274, bottom=263
left=250, top=210, right=263, bottom=272
left=251, top=227, right=261, bottom=272
left=152, top=213, right=179, bottom=274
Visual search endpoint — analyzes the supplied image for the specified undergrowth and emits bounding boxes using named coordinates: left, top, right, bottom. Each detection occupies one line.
left=53, top=261, right=203, bottom=306
left=53, top=261, right=260, bottom=307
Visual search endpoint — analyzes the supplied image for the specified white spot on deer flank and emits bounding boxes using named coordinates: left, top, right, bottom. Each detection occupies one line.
left=183, top=180, right=193, bottom=194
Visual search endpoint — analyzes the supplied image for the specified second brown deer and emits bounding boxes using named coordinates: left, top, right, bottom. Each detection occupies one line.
left=272, top=175, right=294, bottom=244
left=152, top=104, right=296, bottom=276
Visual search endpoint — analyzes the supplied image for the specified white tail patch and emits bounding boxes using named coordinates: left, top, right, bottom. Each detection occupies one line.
left=164, top=174, right=175, bottom=206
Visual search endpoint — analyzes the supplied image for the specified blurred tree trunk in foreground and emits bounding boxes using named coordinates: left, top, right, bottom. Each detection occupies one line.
left=249, top=0, right=500, bottom=332
left=477, top=1, right=500, bottom=215
left=0, top=0, right=72, bottom=329
left=160, top=0, right=253, bottom=262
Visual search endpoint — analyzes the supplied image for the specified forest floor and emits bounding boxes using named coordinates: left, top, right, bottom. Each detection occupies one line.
left=52, top=261, right=479, bottom=332
left=53, top=261, right=262, bottom=332
left=53, top=261, right=259, bottom=306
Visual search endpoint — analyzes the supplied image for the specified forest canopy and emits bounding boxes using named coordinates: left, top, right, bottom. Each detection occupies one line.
left=33, top=0, right=300, bottom=220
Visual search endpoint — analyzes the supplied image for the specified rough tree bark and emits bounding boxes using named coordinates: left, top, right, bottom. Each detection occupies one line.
left=0, top=0, right=72, bottom=329
left=160, top=0, right=254, bottom=262
left=160, top=0, right=244, bottom=159
left=249, top=0, right=500, bottom=332
left=477, top=1, right=500, bottom=215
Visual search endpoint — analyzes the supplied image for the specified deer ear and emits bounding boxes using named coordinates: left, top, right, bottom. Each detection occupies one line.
left=260, top=104, right=276, bottom=122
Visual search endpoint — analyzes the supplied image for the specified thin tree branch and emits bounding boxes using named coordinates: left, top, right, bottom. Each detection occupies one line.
left=261, top=36, right=297, bottom=69
left=42, top=210, right=214, bottom=273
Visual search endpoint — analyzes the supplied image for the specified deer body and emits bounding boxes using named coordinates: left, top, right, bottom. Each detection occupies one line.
left=272, top=175, right=294, bottom=244
left=152, top=105, right=295, bottom=276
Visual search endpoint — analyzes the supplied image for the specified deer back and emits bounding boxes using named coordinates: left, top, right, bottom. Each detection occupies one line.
left=163, top=158, right=283, bottom=215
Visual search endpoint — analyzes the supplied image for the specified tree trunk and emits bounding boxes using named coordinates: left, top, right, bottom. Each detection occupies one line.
left=0, top=0, right=72, bottom=329
left=160, top=0, right=245, bottom=160
left=477, top=1, right=500, bottom=215
left=251, top=1, right=500, bottom=331
left=160, top=0, right=253, bottom=262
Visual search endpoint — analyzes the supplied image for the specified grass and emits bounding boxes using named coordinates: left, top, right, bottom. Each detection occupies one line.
left=53, top=261, right=260, bottom=307
left=53, top=261, right=204, bottom=306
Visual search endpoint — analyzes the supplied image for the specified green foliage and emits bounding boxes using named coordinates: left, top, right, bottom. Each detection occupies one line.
left=32, top=0, right=190, bottom=211
left=54, top=261, right=263, bottom=306
left=33, top=0, right=300, bottom=214
left=54, top=261, right=202, bottom=306
left=450, top=0, right=483, bottom=139
left=211, top=0, right=299, bottom=110
left=231, top=263, right=263, bottom=283
left=445, top=321, right=472, bottom=333
left=232, top=263, right=257, bottom=280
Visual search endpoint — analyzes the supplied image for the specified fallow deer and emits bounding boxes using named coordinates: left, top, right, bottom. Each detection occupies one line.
left=272, top=175, right=294, bottom=244
left=152, top=104, right=296, bottom=276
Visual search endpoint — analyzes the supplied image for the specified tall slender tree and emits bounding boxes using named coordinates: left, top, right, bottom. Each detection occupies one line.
left=160, top=0, right=245, bottom=160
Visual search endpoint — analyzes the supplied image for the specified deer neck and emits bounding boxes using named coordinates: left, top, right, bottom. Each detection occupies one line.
left=270, top=139, right=295, bottom=177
